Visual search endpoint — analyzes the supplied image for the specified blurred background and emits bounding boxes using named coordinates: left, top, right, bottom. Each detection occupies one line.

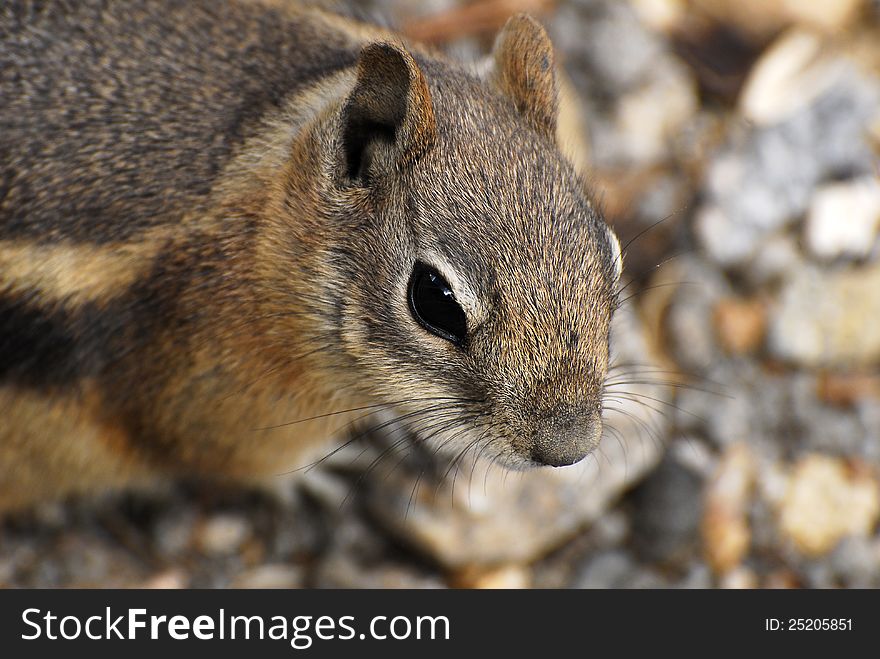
left=2, top=0, right=879, bottom=588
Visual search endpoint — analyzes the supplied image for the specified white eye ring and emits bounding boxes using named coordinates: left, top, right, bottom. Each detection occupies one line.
left=606, top=227, right=623, bottom=281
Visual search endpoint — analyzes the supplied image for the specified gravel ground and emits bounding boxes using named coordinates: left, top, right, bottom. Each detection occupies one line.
left=2, top=0, right=879, bottom=588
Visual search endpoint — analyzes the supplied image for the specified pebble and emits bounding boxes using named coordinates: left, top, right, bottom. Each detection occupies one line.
left=718, top=565, right=758, bottom=589
left=628, top=0, right=685, bottom=32
left=550, top=0, right=697, bottom=168
left=661, top=258, right=729, bottom=370
left=746, top=233, right=803, bottom=286
left=779, top=0, right=866, bottom=32
left=452, top=564, right=532, bottom=589
left=676, top=563, right=714, bottom=589
left=739, top=29, right=843, bottom=127
left=631, top=451, right=704, bottom=566
left=573, top=550, right=637, bottom=589
left=769, top=260, right=880, bottom=367
left=687, top=0, right=867, bottom=38
left=805, top=177, right=880, bottom=260
left=232, top=564, right=304, bottom=589
left=698, top=64, right=880, bottom=267
left=550, top=1, right=663, bottom=95
left=152, top=510, right=196, bottom=557
left=702, top=443, right=755, bottom=574
left=713, top=297, right=767, bottom=354
left=777, top=454, right=880, bottom=556
left=195, top=515, right=251, bottom=556
left=763, top=569, right=800, bottom=589
left=818, top=372, right=880, bottom=407
left=789, top=373, right=876, bottom=458
left=315, top=554, right=446, bottom=589
left=828, top=536, right=880, bottom=588
left=615, top=64, right=698, bottom=164
left=142, top=569, right=188, bottom=589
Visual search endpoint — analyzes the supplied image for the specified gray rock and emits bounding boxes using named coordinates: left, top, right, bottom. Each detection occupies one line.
left=664, top=258, right=730, bottom=371
left=551, top=0, right=664, bottom=96
left=856, top=400, right=880, bottom=463
left=573, top=549, right=666, bottom=588
left=631, top=450, right=704, bottom=566
left=195, top=514, right=252, bottom=556
left=805, top=177, right=880, bottom=261
left=312, top=516, right=445, bottom=588
left=550, top=0, right=697, bottom=167
left=698, top=66, right=880, bottom=267
left=789, top=373, right=875, bottom=458
left=676, top=563, right=714, bottom=589
left=232, top=564, right=304, bottom=589
left=769, top=260, right=880, bottom=367
left=829, top=536, right=880, bottom=588
left=572, top=550, right=635, bottom=588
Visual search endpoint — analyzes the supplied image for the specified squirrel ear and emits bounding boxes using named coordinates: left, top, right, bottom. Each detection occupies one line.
left=340, top=42, right=436, bottom=183
left=487, top=14, right=558, bottom=138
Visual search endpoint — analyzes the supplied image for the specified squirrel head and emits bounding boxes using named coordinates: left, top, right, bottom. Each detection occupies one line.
left=277, top=15, right=623, bottom=468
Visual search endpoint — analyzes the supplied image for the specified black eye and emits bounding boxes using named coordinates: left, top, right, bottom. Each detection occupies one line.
left=407, top=261, right=467, bottom=347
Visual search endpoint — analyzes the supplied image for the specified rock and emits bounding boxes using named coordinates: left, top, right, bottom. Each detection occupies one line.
left=696, top=205, right=765, bottom=267
left=364, top=304, right=668, bottom=568
left=661, top=257, right=730, bottom=370
left=805, top=177, right=880, bottom=260
left=152, top=510, right=197, bottom=558
left=573, top=551, right=632, bottom=589
left=550, top=1, right=664, bottom=96
left=702, top=443, right=755, bottom=574
left=615, top=64, right=699, bottom=164
left=697, top=62, right=880, bottom=267
left=746, top=233, right=803, bottom=286
left=550, top=0, right=697, bottom=168
left=677, top=563, right=714, bottom=589
left=718, top=566, right=758, bottom=589
left=777, top=454, right=880, bottom=556
left=857, top=400, right=880, bottom=463
left=452, top=564, right=531, bottom=589
left=631, top=449, right=704, bottom=566
left=818, top=372, right=880, bottom=407
left=763, top=569, right=800, bottom=589
left=141, top=569, right=188, bottom=589
left=311, top=514, right=446, bottom=589
left=713, top=297, right=767, bottom=354
left=769, top=261, right=880, bottom=367
left=571, top=550, right=668, bottom=588
left=195, top=515, right=251, bottom=556
left=687, top=0, right=867, bottom=39
left=739, top=29, right=844, bottom=127
left=232, top=564, right=304, bottom=589
left=780, top=0, right=867, bottom=33
left=673, top=361, right=794, bottom=454
left=315, top=554, right=446, bottom=589
left=828, top=536, right=880, bottom=587
left=628, top=0, right=686, bottom=32
left=785, top=373, right=880, bottom=461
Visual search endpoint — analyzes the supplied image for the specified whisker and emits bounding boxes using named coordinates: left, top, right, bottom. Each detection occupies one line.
left=616, top=280, right=696, bottom=310
left=253, top=395, right=479, bottom=431
left=604, top=390, right=709, bottom=424
left=613, top=204, right=690, bottom=273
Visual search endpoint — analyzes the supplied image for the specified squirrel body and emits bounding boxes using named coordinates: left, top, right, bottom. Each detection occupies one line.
left=0, top=0, right=621, bottom=510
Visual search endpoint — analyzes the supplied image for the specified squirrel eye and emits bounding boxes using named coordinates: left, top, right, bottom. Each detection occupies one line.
left=407, top=262, right=467, bottom=347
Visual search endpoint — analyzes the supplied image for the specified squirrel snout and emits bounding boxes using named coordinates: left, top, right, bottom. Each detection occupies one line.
left=528, top=411, right=602, bottom=467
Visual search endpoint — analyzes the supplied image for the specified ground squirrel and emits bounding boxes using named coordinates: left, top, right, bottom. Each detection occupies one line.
left=0, top=0, right=623, bottom=510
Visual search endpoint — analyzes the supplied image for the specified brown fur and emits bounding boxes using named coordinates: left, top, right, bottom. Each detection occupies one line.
left=0, top=0, right=621, bottom=510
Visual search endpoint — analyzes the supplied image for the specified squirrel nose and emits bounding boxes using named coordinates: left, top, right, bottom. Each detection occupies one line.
left=529, top=413, right=602, bottom=467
